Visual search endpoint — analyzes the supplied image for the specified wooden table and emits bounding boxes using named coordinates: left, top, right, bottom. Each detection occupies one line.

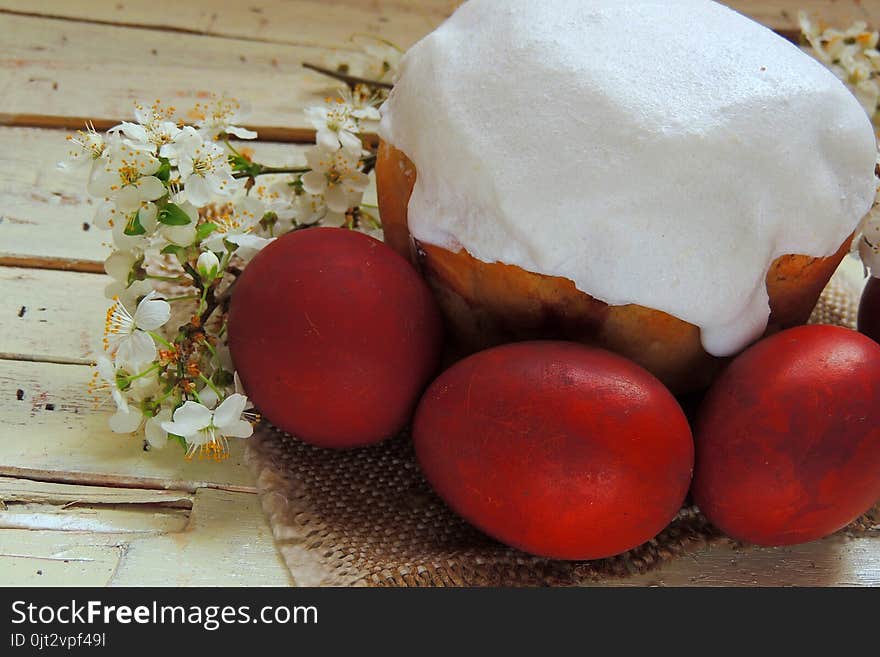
left=0, top=0, right=877, bottom=587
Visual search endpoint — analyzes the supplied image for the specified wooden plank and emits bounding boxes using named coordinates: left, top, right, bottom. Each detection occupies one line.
left=0, top=128, right=310, bottom=266
left=0, top=487, right=290, bottom=586
left=109, top=488, right=292, bottom=586
left=0, top=0, right=458, bottom=51
left=599, top=531, right=880, bottom=587
left=0, top=476, right=192, bottom=506
left=0, top=504, right=189, bottom=534
left=0, top=359, right=256, bottom=492
left=0, top=530, right=123, bottom=586
left=0, top=1, right=875, bottom=46
left=0, top=14, right=353, bottom=135
left=0, top=267, right=106, bottom=364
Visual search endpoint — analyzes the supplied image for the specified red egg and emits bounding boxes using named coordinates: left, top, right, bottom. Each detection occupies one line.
left=228, top=228, right=443, bottom=448
left=693, top=325, right=880, bottom=546
left=859, top=277, right=880, bottom=344
left=413, top=341, right=694, bottom=560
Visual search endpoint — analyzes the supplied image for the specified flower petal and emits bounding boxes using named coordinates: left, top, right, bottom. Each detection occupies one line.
left=145, top=410, right=172, bottom=448
left=162, top=223, right=198, bottom=247
left=198, top=386, right=219, bottom=410
left=133, top=293, right=170, bottom=330
left=339, top=130, right=363, bottom=154
left=316, top=129, right=340, bottom=152
left=226, top=125, right=258, bottom=139
left=213, top=393, right=248, bottom=431
left=222, top=419, right=254, bottom=439
left=137, top=176, right=166, bottom=202
left=162, top=401, right=212, bottom=437
left=301, top=171, right=327, bottom=196
left=115, top=330, right=156, bottom=371
left=139, top=202, right=159, bottom=233
left=324, top=184, right=352, bottom=213
left=109, top=407, right=143, bottom=434
left=115, top=185, right=142, bottom=213
left=104, top=251, right=135, bottom=282
left=96, top=355, right=116, bottom=383
left=183, top=175, right=212, bottom=207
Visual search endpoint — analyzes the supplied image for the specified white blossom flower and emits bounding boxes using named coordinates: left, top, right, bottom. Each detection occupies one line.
left=196, top=250, right=221, bottom=282
left=160, top=200, right=199, bottom=246
left=93, top=200, right=151, bottom=256
left=112, top=101, right=182, bottom=155
left=103, top=250, right=153, bottom=306
left=340, top=86, right=381, bottom=123
left=198, top=386, right=220, bottom=410
left=306, top=100, right=363, bottom=154
left=103, top=291, right=171, bottom=370
left=251, top=181, right=299, bottom=234
left=204, top=196, right=274, bottom=259
left=129, top=371, right=160, bottom=402
left=301, top=146, right=370, bottom=214
left=801, top=13, right=880, bottom=118
left=88, top=140, right=167, bottom=213
left=60, top=123, right=106, bottom=171
left=176, top=133, right=242, bottom=206
left=109, top=406, right=144, bottom=434
left=145, top=408, right=172, bottom=449
left=161, top=393, right=254, bottom=460
left=89, top=356, right=142, bottom=434
left=192, top=96, right=257, bottom=141
left=96, top=200, right=158, bottom=242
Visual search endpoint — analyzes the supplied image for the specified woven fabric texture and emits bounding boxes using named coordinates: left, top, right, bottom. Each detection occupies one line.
left=246, top=274, right=878, bottom=586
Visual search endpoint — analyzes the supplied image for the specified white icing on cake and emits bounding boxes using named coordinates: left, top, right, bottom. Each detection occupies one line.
left=378, top=0, right=877, bottom=356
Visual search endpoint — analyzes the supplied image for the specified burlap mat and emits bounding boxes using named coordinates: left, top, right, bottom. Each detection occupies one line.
left=245, top=271, right=879, bottom=586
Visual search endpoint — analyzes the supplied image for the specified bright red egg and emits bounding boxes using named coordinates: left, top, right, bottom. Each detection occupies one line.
left=693, top=325, right=880, bottom=546
left=412, top=341, right=694, bottom=560
left=859, top=277, right=880, bottom=344
left=228, top=228, right=443, bottom=448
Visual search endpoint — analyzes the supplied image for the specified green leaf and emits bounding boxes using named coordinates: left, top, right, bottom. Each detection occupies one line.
left=228, top=152, right=260, bottom=177
left=155, top=158, right=172, bottom=182
left=196, top=222, right=217, bottom=241
left=123, top=212, right=146, bottom=236
left=159, top=203, right=192, bottom=226
left=161, top=243, right=187, bottom=262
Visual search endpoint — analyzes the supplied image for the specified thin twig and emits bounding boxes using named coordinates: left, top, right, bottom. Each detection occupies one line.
left=302, top=62, right=393, bottom=90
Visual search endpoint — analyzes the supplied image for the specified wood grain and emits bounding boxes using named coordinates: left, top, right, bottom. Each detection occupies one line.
left=0, top=267, right=106, bottom=364
left=0, top=486, right=290, bottom=586
left=0, top=13, right=357, bottom=137
left=0, top=0, right=457, bottom=51
left=0, top=476, right=192, bottom=506
left=0, top=359, right=256, bottom=491
left=110, top=488, right=291, bottom=586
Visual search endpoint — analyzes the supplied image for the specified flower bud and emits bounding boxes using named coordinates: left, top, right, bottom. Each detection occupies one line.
left=197, top=250, right=221, bottom=283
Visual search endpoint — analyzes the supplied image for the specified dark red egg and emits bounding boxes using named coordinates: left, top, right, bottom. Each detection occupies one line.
left=693, top=325, right=880, bottom=546
left=859, top=277, right=880, bottom=344
left=413, top=341, right=694, bottom=560
left=228, top=228, right=443, bottom=448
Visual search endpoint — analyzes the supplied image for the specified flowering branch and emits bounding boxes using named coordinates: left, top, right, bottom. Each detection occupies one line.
left=801, top=13, right=880, bottom=279
left=68, top=75, right=389, bottom=460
